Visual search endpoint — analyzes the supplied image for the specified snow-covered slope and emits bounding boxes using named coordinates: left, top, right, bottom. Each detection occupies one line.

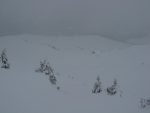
left=0, top=35, right=150, bottom=113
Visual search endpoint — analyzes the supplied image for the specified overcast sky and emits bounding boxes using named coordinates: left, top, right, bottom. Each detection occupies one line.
left=0, top=0, right=150, bottom=40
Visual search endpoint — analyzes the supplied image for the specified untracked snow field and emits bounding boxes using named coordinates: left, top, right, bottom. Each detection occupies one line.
left=0, top=35, right=150, bottom=113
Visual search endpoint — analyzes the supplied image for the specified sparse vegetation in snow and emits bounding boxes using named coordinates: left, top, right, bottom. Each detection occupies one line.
left=92, top=76, right=102, bottom=94
left=35, top=60, right=57, bottom=85
left=0, top=49, right=10, bottom=69
left=106, top=79, right=118, bottom=95
left=140, top=98, right=150, bottom=108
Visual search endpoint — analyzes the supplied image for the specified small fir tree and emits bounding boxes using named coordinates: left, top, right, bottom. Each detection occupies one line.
left=106, top=79, right=117, bottom=95
left=35, top=60, right=46, bottom=73
left=92, top=76, right=102, bottom=94
left=0, top=49, right=10, bottom=69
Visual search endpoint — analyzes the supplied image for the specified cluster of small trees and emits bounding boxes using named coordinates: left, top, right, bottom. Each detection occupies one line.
left=0, top=49, right=59, bottom=89
left=0, top=49, right=10, bottom=69
left=0, top=50, right=120, bottom=94
left=92, top=76, right=118, bottom=96
left=0, top=49, right=119, bottom=94
left=35, top=60, right=57, bottom=86
left=1, top=48, right=149, bottom=109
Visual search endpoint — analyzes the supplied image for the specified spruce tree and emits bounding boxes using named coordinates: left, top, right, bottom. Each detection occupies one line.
left=106, top=79, right=117, bottom=95
left=0, top=49, right=10, bottom=69
left=92, top=76, right=102, bottom=94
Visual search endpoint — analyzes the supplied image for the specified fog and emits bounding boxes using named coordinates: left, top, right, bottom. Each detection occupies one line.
left=0, top=0, right=150, bottom=40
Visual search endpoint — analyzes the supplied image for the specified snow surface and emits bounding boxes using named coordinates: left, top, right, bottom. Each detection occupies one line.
left=0, top=35, right=150, bottom=113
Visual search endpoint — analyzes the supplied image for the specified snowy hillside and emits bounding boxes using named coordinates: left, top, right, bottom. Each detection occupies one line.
left=0, top=35, right=150, bottom=113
